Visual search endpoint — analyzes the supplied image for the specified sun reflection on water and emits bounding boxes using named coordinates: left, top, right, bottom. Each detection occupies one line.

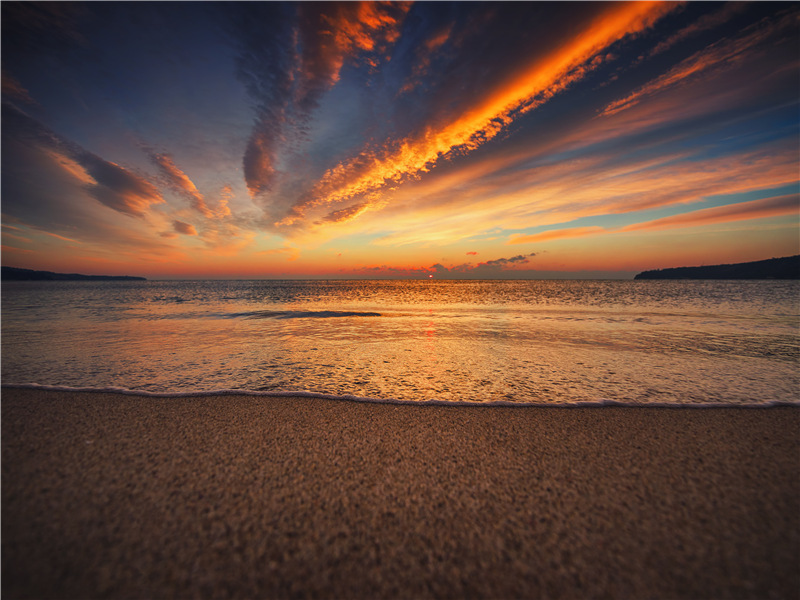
left=2, top=279, right=798, bottom=404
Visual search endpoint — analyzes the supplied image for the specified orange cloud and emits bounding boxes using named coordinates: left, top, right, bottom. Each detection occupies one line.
left=79, top=155, right=163, bottom=218
left=150, top=152, right=235, bottom=220
left=509, top=226, right=606, bottom=245
left=621, top=193, right=799, bottom=232
left=172, top=220, right=197, bottom=236
left=42, top=231, right=81, bottom=243
left=509, top=194, right=799, bottom=245
left=150, top=153, right=215, bottom=217
left=217, top=185, right=234, bottom=218
left=257, top=246, right=300, bottom=261
left=41, top=147, right=96, bottom=186
left=41, top=144, right=164, bottom=220
left=281, top=1, right=679, bottom=225
left=243, top=2, right=411, bottom=198
left=2, top=232, right=33, bottom=245
left=296, top=0, right=411, bottom=105
left=1, top=71, right=36, bottom=105
left=320, top=201, right=372, bottom=224
left=399, top=24, right=453, bottom=94
left=647, top=2, right=747, bottom=58
left=601, top=9, right=798, bottom=117
left=367, top=138, right=798, bottom=248
left=326, top=1, right=411, bottom=57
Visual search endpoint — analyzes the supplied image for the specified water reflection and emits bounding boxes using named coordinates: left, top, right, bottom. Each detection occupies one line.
left=2, top=279, right=798, bottom=404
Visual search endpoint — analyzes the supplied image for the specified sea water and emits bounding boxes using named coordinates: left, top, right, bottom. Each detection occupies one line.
left=2, top=279, right=798, bottom=405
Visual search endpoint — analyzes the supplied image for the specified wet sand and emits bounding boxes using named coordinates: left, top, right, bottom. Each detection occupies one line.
left=3, top=387, right=799, bottom=599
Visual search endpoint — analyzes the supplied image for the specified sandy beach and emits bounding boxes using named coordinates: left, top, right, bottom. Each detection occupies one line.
left=2, top=387, right=799, bottom=599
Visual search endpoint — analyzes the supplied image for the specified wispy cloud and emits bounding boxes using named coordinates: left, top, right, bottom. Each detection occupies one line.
left=351, top=252, right=540, bottom=279
left=509, top=194, right=799, bottom=244
left=0, top=101, right=255, bottom=270
left=368, top=137, right=798, bottom=250
left=257, top=246, right=300, bottom=261
left=149, top=152, right=212, bottom=216
left=319, top=201, right=373, bottom=224
left=398, top=23, right=453, bottom=94
left=621, top=193, right=799, bottom=232
left=277, top=2, right=679, bottom=228
left=148, top=151, right=233, bottom=220
left=3, top=103, right=164, bottom=219
left=1, top=71, right=36, bottom=105
left=647, top=2, right=748, bottom=58
left=172, top=220, right=197, bottom=236
left=233, top=2, right=411, bottom=198
left=481, top=253, right=537, bottom=267
left=601, top=8, right=798, bottom=117
left=78, top=152, right=163, bottom=218
left=510, top=227, right=606, bottom=245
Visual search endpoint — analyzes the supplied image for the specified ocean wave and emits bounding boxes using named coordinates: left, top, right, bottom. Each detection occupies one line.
left=3, top=383, right=797, bottom=408
left=226, top=310, right=382, bottom=320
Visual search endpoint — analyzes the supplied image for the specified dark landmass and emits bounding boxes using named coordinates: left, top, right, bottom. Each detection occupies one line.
left=1, top=266, right=146, bottom=282
left=634, top=255, right=799, bottom=280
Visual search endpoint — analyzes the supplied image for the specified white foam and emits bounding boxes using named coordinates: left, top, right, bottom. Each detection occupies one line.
left=3, top=383, right=797, bottom=408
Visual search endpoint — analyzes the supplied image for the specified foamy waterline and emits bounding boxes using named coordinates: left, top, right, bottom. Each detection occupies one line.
left=4, top=383, right=797, bottom=408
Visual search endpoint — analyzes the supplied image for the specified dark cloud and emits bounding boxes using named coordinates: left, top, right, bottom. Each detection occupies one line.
left=77, top=151, right=163, bottom=217
left=427, top=253, right=539, bottom=277
left=348, top=254, right=636, bottom=280
left=319, top=202, right=370, bottom=224
left=647, top=2, right=746, bottom=58
left=1, top=71, right=36, bottom=105
left=229, top=2, right=410, bottom=205
left=229, top=3, right=296, bottom=197
left=483, top=253, right=537, bottom=267
left=424, top=253, right=540, bottom=278
left=294, top=2, right=411, bottom=113
left=1, top=2, right=89, bottom=60
left=172, top=220, right=197, bottom=236
left=2, top=102, right=163, bottom=223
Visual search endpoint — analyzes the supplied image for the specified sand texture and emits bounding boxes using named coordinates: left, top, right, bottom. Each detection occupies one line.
left=3, top=387, right=799, bottom=599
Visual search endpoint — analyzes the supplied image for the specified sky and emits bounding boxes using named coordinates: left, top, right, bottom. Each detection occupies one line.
left=2, top=1, right=798, bottom=279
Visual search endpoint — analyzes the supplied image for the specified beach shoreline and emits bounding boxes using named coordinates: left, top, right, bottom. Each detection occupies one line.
left=3, top=387, right=799, bottom=599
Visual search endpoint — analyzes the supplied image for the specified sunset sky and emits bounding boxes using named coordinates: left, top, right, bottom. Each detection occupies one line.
left=2, top=1, right=798, bottom=279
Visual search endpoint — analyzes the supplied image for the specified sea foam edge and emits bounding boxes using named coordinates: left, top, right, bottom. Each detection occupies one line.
left=2, top=383, right=797, bottom=408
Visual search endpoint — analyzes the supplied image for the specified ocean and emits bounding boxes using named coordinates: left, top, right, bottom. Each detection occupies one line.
left=2, top=279, right=798, bottom=406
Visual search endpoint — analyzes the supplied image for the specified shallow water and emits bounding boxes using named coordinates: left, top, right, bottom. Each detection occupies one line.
left=2, top=279, right=798, bottom=405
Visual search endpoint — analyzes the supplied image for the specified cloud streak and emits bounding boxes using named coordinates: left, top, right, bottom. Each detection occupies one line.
left=276, top=1, right=679, bottom=227
left=601, top=8, right=799, bottom=117
left=172, top=220, right=197, bottom=236
left=3, top=104, right=164, bottom=220
left=78, top=152, right=163, bottom=217
left=148, top=151, right=233, bottom=220
left=233, top=2, right=411, bottom=199
left=509, top=194, right=799, bottom=245
left=621, top=194, right=799, bottom=232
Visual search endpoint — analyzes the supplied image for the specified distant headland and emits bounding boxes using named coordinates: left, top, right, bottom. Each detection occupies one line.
left=634, top=255, right=799, bottom=280
left=1, top=266, right=147, bottom=281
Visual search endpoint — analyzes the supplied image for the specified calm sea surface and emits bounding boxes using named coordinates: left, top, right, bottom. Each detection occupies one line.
left=2, top=279, right=798, bottom=405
